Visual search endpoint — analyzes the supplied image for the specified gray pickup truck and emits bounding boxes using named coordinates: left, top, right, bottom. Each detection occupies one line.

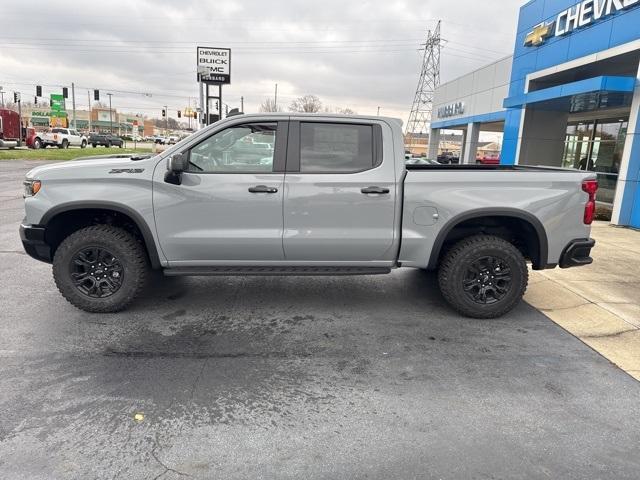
left=20, top=113, right=597, bottom=318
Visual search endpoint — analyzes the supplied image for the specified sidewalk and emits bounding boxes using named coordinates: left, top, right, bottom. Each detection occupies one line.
left=525, top=221, right=640, bottom=381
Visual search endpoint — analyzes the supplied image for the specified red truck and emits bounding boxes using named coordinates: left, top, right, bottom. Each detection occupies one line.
left=0, top=108, right=45, bottom=149
left=0, top=108, right=20, bottom=148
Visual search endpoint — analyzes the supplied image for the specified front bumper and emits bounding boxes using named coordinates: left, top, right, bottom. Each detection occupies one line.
left=559, top=238, right=595, bottom=269
left=19, top=224, right=52, bottom=263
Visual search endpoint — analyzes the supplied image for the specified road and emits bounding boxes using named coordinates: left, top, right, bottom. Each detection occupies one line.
left=1, top=160, right=639, bottom=479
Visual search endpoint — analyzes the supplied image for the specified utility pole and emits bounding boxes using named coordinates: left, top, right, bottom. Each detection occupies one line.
left=71, top=82, right=77, bottom=129
left=377, top=106, right=381, bottom=116
left=241, top=96, right=244, bottom=113
left=406, top=20, right=441, bottom=148
left=87, top=91, right=92, bottom=132
left=0, top=87, right=4, bottom=107
left=107, top=93, right=113, bottom=134
left=274, top=83, right=278, bottom=110
left=15, top=92, right=22, bottom=146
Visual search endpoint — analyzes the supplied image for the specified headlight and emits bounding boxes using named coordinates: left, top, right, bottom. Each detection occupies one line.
left=23, top=180, right=41, bottom=197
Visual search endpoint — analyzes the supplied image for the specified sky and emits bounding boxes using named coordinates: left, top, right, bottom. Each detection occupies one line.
left=0, top=0, right=523, bottom=126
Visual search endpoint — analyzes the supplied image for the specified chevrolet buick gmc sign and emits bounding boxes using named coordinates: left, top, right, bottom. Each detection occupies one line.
left=437, top=102, right=465, bottom=119
left=525, top=0, right=639, bottom=47
left=197, top=47, right=231, bottom=84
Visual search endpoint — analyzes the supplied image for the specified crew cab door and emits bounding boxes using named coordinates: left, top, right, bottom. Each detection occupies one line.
left=282, top=120, right=397, bottom=263
left=153, top=121, right=288, bottom=264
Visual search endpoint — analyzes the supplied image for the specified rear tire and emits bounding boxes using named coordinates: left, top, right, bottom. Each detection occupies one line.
left=106, top=141, right=111, bottom=148
left=81, top=140, right=87, bottom=148
left=53, top=225, right=149, bottom=313
left=62, top=139, right=69, bottom=149
left=437, top=235, right=528, bottom=319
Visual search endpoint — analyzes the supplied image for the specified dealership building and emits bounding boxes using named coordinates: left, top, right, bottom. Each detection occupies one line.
left=430, top=0, right=640, bottom=227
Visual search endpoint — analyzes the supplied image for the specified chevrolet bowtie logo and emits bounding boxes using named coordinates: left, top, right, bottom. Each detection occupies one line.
left=524, top=21, right=555, bottom=47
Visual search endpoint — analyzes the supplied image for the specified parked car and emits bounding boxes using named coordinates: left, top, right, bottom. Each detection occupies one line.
left=88, top=133, right=124, bottom=148
left=436, top=153, right=460, bottom=164
left=168, top=136, right=179, bottom=144
left=477, top=154, right=501, bottom=165
left=20, top=113, right=597, bottom=318
left=42, top=128, right=87, bottom=149
left=154, top=136, right=168, bottom=145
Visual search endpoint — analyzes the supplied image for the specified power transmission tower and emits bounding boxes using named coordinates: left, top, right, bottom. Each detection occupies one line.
left=406, top=21, right=441, bottom=148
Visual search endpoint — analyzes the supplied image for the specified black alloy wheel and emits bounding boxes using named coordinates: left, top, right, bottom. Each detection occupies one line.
left=70, top=247, right=124, bottom=298
left=462, top=255, right=512, bottom=305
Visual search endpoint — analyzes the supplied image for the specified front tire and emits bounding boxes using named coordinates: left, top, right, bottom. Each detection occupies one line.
left=81, top=140, right=87, bottom=148
left=62, top=139, right=69, bottom=149
left=33, top=138, right=42, bottom=149
left=437, top=235, right=528, bottom=319
left=53, top=225, right=149, bottom=313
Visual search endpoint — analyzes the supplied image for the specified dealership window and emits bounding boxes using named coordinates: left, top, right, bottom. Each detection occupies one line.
left=561, top=118, right=628, bottom=207
left=299, top=123, right=374, bottom=173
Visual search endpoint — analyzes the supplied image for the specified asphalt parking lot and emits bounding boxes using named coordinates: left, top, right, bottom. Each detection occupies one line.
left=1, top=160, right=640, bottom=479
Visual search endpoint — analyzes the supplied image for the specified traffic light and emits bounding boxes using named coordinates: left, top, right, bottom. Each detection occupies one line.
left=94, top=89, right=100, bottom=101
left=177, top=110, right=181, bottom=118
left=162, top=109, right=166, bottom=117
left=62, top=87, right=68, bottom=99
left=36, top=85, right=42, bottom=97
left=193, top=112, right=198, bottom=119
left=215, top=101, right=219, bottom=110
left=13, top=92, right=20, bottom=103
left=34, top=96, right=38, bottom=105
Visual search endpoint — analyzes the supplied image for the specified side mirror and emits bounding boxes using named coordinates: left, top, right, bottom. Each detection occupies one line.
left=165, top=153, right=188, bottom=185
left=167, top=153, right=188, bottom=173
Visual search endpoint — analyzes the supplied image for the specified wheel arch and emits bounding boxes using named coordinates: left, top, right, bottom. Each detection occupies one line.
left=40, top=201, right=162, bottom=269
left=427, top=208, right=549, bottom=271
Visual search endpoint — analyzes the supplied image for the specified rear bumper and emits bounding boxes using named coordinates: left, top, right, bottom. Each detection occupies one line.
left=19, top=224, right=52, bottom=263
left=559, top=238, right=595, bottom=269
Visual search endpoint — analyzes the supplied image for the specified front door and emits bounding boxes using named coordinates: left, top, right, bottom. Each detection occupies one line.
left=153, top=121, right=288, bottom=264
left=282, top=121, right=397, bottom=263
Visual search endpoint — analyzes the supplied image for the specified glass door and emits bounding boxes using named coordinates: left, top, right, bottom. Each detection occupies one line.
left=562, top=118, right=628, bottom=209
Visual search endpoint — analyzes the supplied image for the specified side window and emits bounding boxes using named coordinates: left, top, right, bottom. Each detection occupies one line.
left=187, top=123, right=277, bottom=173
left=299, top=123, right=374, bottom=173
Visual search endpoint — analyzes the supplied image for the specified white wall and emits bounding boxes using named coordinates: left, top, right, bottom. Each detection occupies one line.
left=433, top=56, right=513, bottom=122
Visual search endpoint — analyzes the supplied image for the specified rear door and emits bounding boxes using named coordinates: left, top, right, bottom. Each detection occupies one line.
left=282, top=120, right=397, bottom=263
left=153, top=120, right=288, bottom=264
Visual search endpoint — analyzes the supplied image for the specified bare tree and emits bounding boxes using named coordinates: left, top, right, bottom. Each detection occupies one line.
left=259, top=98, right=282, bottom=112
left=323, top=105, right=358, bottom=115
left=289, top=94, right=322, bottom=113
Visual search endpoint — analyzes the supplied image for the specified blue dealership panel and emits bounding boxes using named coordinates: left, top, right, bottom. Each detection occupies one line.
left=502, top=0, right=640, bottom=156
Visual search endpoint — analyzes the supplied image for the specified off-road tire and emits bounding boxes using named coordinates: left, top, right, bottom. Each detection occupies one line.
left=53, top=225, right=149, bottom=313
left=437, top=234, right=528, bottom=319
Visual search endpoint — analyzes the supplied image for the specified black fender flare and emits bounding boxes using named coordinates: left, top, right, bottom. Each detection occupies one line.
left=40, top=201, right=163, bottom=269
left=426, top=208, right=549, bottom=270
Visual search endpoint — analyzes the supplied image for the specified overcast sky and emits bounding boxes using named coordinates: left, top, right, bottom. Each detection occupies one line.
left=0, top=0, right=522, bottom=125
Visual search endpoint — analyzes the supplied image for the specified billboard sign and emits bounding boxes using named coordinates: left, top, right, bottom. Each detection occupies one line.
left=50, top=94, right=65, bottom=113
left=197, top=47, right=231, bottom=84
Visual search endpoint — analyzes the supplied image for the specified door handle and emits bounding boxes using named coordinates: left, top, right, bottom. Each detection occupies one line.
left=249, top=185, right=278, bottom=194
left=361, top=186, right=390, bottom=195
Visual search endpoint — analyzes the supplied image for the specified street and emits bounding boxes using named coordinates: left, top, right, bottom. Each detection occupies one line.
left=1, top=160, right=640, bottom=479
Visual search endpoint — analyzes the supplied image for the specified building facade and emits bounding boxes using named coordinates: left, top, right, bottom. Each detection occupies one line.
left=430, top=0, right=640, bottom=228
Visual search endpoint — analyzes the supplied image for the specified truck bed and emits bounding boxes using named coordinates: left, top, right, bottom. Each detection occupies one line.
left=405, top=164, right=580, bottom=172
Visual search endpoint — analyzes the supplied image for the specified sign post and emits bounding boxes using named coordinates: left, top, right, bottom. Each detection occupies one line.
left=197, top=47, right=231, bottom=127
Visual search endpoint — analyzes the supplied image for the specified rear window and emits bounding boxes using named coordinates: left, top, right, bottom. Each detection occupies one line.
left=52, top=128, right=66, bottom=134
left=299, top=123, right=374, bottom=173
